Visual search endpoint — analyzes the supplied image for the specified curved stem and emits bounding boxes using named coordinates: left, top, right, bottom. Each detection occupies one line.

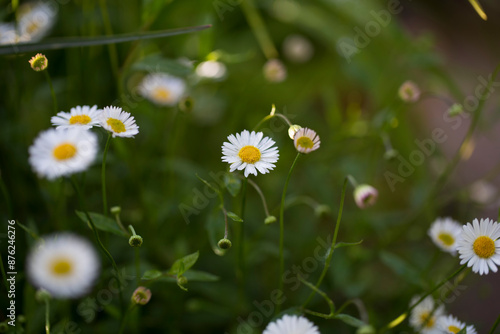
left=253, top=113, right=292, bottom=132
left=303, top=177, right=347, bottom=308
left=247, top=178, right=271, bottom=217
left=240, top=0, right=278, bottom=60
left=488, top=313, right=500, bottom=334
left=70, top=176, right=124, bottom=314
left=276, top=152, right=301, bottom=315
left=102, top=133, right=112, bottom=215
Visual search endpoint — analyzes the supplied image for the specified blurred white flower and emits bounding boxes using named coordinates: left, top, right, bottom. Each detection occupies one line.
left=283, top=34, right=314, bottom=63
left=0, top=23, right=18, bottom=45
left=263, top=59, right=287, bottom=83
left=437, top=315, right=477, bottom=334
left=428, top=217, right=462, bottom=256
left=27, top=233, right=100, bottom=298
left=196, top=60, right=227, bottom=80
left=18, top=2, right=57, bottom=42
left=398, top=80, right=420, bottom=103
left=263, top=314, right=319, bottom=334
left=469, top=180, right=497, bottom=205
left=29, top=128, right=98, bottom=180
left=409, top=296, right=444, bottom=334
left=354, top=184, right=378, bottom=209
left=138, top=73, right=186, bottom=107
left=51, top=105, right=102, bottom=130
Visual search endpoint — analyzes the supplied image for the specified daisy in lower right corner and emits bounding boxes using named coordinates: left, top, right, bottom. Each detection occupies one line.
left=221, top=130, right=279, bottom=177
left=26, top=233, right=100, bottom=298
left=263, top=314, right=320, bottom=334
left=437, top=315, right=477, bottom=334
left=457, top=218, right=500, bottom=275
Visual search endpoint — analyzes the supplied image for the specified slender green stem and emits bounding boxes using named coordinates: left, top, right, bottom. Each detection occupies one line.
left=43, top=71, right=57, bottom=114
left=98, top=0, right=119, bottom=80
left=276, top=152, right=301, bottom=315
left=102, top=133, right=112, bottom=215
left=346, top=174, right=358, bottom=188
left=114, top=212, right=127, bottom=234
left=70, top=176, right=124, bottom=313
left=247, top=178, right=271, bottom=217
left=489, top=313, right=500, bottom=334
left=118, top=304, right=136, bottom=334
left=253, top=113, right=292, bottom=132
left=236, top=178, right=248, bottom=300
left=303, top=178, right=347, bottom=308
left=128, top=225, right=141, bottom=285
left=45, top=298, right=50, bottom=334
left=379, top=264, right=468, bottom=333
left=298, top=276, right=335, bottom=319
left=240, top=0, right=278, bottom=60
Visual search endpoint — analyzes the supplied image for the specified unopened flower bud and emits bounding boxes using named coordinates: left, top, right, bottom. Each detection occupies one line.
left=129, top=235, right=143, bottom=247
left=110, top=206, right=121, bottom=215
left=177, top=275, right=188, bottom=286
left=288, top=124, right=302, bottom=140
left=29, top=53, right=48, bottom=71
left=398, top=80, right=420, bottom=103
left=314, top=204, right=330, bottom=218
left=131, top=286, right=151, bottom=305
left=218, top=238, right=232, bottom=250
left=354, top=184, right=378, bottom=209
left=35, top=289, right=51, bottom=302
left=264, top=215, right=277, bottom=225
left=263, top=59, right=287, bottom=83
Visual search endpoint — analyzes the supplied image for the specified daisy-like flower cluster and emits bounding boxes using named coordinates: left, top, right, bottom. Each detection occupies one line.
left=29, top=105, right=139, bottom=180
left=428, top=217, right=500, bottom=275
left=408, top=296, right=477, bottom=334
left=263, top=314, right=320, bottom=334
left=26, top=233, right=100, bottom=298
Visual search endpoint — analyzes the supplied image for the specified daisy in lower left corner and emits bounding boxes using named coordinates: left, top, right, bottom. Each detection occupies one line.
left=222, top=130, right=279, bottom=177
left=26, top=233, right=100, bottom=298
left=457, top=218, right=500, bottom=275
left=99, top=106, right=139, bottom=138
left=263, top=314, right=319, bottom=334
left=29, top=128, right=98, bottom=180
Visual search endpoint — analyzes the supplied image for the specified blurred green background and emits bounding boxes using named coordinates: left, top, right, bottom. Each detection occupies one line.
left=1, top=0, right=500, bottom=333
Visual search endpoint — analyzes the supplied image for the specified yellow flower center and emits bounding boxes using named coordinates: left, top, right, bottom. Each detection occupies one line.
left=238, top=145, right=261, bottom=164
left=51, top=258, right=73, bottom=276
left=473, top=236, right=496, bottom=258
left=438, top=232, right=455, bottom=246
left=107, top=118, right=126, bottom=133
left=27, top=21, right=40, bottom=35
left=69, top=115, right=92, bottom=125
left=53, top=143, right=77, bottom=160
left=297, top=136, right=314, bottom=149
left=448, top=325, right=461, bottom=333
left=152, top=87, right=171, bottom=102
left=419, top=312, right=435, bottom=328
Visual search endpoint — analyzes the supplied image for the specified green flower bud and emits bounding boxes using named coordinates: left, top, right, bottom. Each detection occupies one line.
left=218, top=238, right=232, bottom=250
left=129, top=235, right=143, bottom=247
left=288, top=124, right=302, bottom=140
left=110, top=206, right=121, bottom=215
left=177, top=275, right=188, bottom=286
left=35, top=289, right=51, bottom=302
left=29, top=53, right=48, bottom=71
left=314, top=204, right=330, bottom=218
left=264, top=215, right=277, bottom=224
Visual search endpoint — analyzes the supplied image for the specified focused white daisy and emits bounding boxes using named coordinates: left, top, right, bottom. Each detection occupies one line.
left=51, top=105, right=102, bottom=130
left=457, top=218, right=500, bottom=275
left=263, top=314, right=319, bottom=334
left=294, top=127, right=320, bottom=154
left=26, top=233, right=100, bottom=298
left=29, top=128, right=98, bottom=180
left=221, top=130, right=279, bottom=178
left=138, top=73, right=186, bottom=107
left=428, top=217, right=462, bottom=256
left=408, top=296, right=444, bottom=334
left=17, top=1, right=57, bottom=43
left=99, top=106, right=139, bottom=138
left=437, top=315, right=477, bottom=334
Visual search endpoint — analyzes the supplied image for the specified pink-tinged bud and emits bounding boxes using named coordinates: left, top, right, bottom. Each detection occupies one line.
left=263, top=59, right=287, bottom=83
left=29, top=53, right=48, bottom=71
left=398, top=81, right=420, bottom=103
left=131, top=286, right=152, bottom=305
left=354, top=184, right=378, bottom=209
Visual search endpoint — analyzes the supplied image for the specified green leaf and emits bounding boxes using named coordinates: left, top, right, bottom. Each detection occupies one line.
left=16, top=221, right=40, bottom=240
left=141, top=269, right=163, bottom=281
left=334, top=240, right=363, bottom=249
left=168, top=251, right=199, bottom=276
left=334, top=314, right=365, bottom=328
left=196, top=174, right=220, bottom=194
left=226, top=211, right=243, bottom=222
left=131, top=53, right=193, bottom=77
left=223, top=173, right=242, bottom=197
left=75, top=211, right=128, bottom=237
left=183, top=270, right=219, bottom=282
left=0, top=25, right=211, bottom=56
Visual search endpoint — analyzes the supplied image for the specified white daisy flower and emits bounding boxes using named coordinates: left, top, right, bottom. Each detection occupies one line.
left=18, top=1, right=57, bottom=43
left=29, top=128, right=98, bottom=180
left=457, top=218, right=500, bottom=275
left=263, top=314, right=320, bottom=334
left=437, top=315, right=477, bottom=334
left=138, top=73, right=186, bottom=107
left=294, top=127, right=320, bottom=154
left=51, top=105, right=102, bottom=130
left=0, top=23, right=18, bottom=45
left=26, top=233, right=100, bottom=298
left=196, top=60, right=227, bottom=80
left=408, top=296, right=444, bottom=334
left=283, top=34, right=314, bottom=63
left=354, top=184, right=378, bottom=209
left=428, top=217, right=463, bottom=256
left=221, top=130, right=279, bottom=178
left=99, top=106, right=139, bottom=138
